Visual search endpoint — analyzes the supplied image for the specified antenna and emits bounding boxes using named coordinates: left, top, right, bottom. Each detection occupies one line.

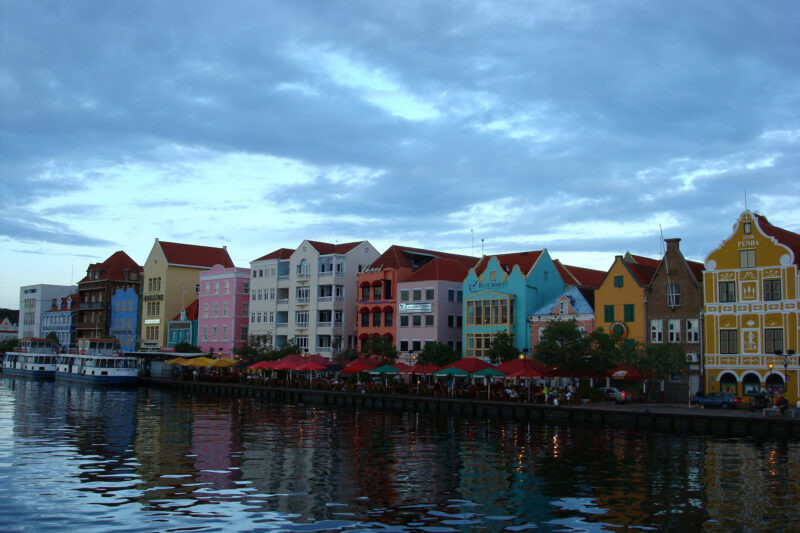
left=744, top=189, right=748, bottom=212
left=481, top=238, right=485, bottom=256
left=471, top=229, right=474, bottom=256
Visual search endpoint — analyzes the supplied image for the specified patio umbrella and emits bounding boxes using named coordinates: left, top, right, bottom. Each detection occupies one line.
left=370, top=364, right=400, bottom=375
left=182, top=356, right=217, bottom=367
left=443, top=357, right=492, bottom=373
left=209, top=358, right=238, bottom=368
left=471, top=367, right=506, bottom=399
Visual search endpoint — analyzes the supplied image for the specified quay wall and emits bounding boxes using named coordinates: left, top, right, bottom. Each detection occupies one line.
left=141, top=378, right=800, bottom=439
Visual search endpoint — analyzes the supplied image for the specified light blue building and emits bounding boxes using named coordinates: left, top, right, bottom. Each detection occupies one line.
left=167, top=300, right=199, bottom=348
left=462, top=250, right=567, bottom=358
left=110, top=287, right=140, bottom=351
left=41, top=294, right=79, bottom=348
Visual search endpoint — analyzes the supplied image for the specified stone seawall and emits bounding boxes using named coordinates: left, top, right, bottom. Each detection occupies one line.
left=142, top=378, right=800, bottom=438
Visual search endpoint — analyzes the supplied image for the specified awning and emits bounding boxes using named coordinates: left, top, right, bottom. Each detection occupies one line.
left=359, top=281, right=370, bottom=288
left=383, top=332, right=393, bottom=340
left=359, top=333, right=369, bottom=341
left=382, top=305, right=393, bottom=312
left=359, top=306, right=370, bottom=314
left=371, top=280, right=383, bottom=286
left=371, top=305, right=382, bottom=313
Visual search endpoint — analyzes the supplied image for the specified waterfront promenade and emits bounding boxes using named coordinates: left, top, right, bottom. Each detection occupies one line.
left=142, top=376, right=800, bottom=438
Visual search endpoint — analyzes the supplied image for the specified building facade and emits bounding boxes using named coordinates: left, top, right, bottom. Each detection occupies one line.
left=168, top=300, right=199, bottom=348
left=645, top=238, right=705, bottom=401
left=18, top=284, right=77, bottom=339
left=0, top=318, right=18, bottom=343
left=529, top=285, right=596, bottom=349
left=110, top=287, right=141, bottom=351
left=198, top=266, right=250, bottom=358
left=41, top=294, right=80, bottom=348
left=76, top=251, right=142, bottom=340
left=462, top=250, right=568, bottom=358
left=593, top=253, right=659, bottom=345
left=249, top=241, right=379, bottom=357
left=703, top=211, right=800, bottom=403
left=140, top=239, right=234, bottom=351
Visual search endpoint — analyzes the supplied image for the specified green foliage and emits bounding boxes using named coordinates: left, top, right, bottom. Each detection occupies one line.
left=361, top=336, right=398, bottom=363
left=45, top=331, right=60, bottom=345
left=534, top=319, right=590, bottom=376
left=585, top=327, right=625, bottom=373
left=643, top=342, right=686, bottom=378
left=417, top=341, right=459, bottom=367
left=0, top=338, right=18, bottom=355
left=487, top=330, right=519, bottom=364
left=173, top=342, right=203, bottom=353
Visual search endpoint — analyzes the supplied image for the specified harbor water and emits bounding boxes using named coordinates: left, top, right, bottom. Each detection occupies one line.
left=0, top=376, right=797, bottom=532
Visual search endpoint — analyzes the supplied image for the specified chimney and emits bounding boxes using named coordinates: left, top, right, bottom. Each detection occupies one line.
left=665, top=238, right=681, bottom=253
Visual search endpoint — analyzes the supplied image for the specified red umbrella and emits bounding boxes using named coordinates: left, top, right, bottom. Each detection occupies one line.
left=497, top=358, right=553, bottom=375
left=341, top=358, right=380, bottom=374
left=405, top=363, right=441, bottom=375
left=248, top=360, right=277, bottom=370
left=608, top=365, right=655, bottom=380
left=443, top=357, right=492, bottom=373
left=296, top=361, right=327, bottom=371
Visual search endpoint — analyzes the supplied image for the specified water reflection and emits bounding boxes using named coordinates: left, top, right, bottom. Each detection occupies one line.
left=1, top=376, right=798, bottom=532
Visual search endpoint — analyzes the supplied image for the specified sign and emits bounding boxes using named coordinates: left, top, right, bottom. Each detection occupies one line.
left=468, top=279, right=508, bottom=292
left=144, top=294, right=164, bottom=301
left=363, top=264, right=383, bottom=273
left=144, top=319, right=160, bottom=325
left=610, top=321, right=628, bottom=339
left=399, top=303, right=432, bottom=313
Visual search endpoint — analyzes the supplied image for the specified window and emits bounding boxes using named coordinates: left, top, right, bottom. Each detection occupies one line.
left=412, top=289, right=422, bottom=301
left=203, top=304, right=209, bottom=318
left=297, top=287, right=310, bottom=302
left=763, top=279, right=781, bottom=301
left=412, top=340, right=421, bottom=352
left=720, top=330, right=737, bottom=354
left=425, top=288, right=434, bottom=300
left=222, top=326, right=228, bottom=341
left=223, top=303, right=229, bottom=317
left=400, top=289, right=409, bottom=302
left=373, top=284, right=382, bottom=300
left=400, top=315, right=409, bottom=327
left=604, top=305, right=614, bottom=323
left=241, top=327, right=248, bottom=341
left=400, top=340, right=408, bottom=352
left=412, top=314, right=422, bottom=326
left=224, top=281, right=230, bottom=295
left=384, top=311, right=393, bottom=327
left=424, top=314, right=434, bottom=326
left=719, top=281, right=736, bottom=302
left=667, top=282, right=680, bottom=307
left=743, top=221, right=752, bottom=234
left=765, top=328, right=783, bottom=354
left=212, top=326, right=218, bottom=341
left=668, top=319, right=680, bottom=342
left=686, top=319, right=699, bottom=343
left=457, top=290, right=463, bottom=302
left=448, top=315, right=455, bottom=328
left=623, top=304, right=634, bottom=322
left=361, top=313, right=369, bottom=327
left=448, top=289, right=456, bottom=302
left=295, top=335, right=308, bottom=350
left=202, top=326, right=208, bottom=341
left=361, top=286, right=370, bottom=301
left=384, top=280, right=392, bottom=299
left=613, top=276, right=624, bottom=288
left=739, top=249, right=755, bottom=268
left=295, top=311, right=309, bottom=326
left=205, top=283, right=210, bottom=295
left=213, top=303, right=219, bottom=317
left=465, top=298, right=514, bottom=326
left=651, top=320, right=663, bottom=343
left=214, top=282, right=219, bottom=295
left=372, top=312, right=380, bottom=327
left=242, top=302, right=248, bottom=315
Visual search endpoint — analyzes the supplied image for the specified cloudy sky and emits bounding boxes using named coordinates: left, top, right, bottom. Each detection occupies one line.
left=1, top=1, right=799, bottom=310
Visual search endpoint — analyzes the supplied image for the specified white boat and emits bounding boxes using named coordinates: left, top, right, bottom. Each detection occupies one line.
left=55, top=339, right=139, bottom=385
left=2, top=338, right=59, bottom=378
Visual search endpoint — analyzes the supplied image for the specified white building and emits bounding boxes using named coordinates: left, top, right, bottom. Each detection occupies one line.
left=18, top=284, right=77, bottom=339
left=0, top=318, right=18, bottom=343
left=249, top=240, right=379, bottom=357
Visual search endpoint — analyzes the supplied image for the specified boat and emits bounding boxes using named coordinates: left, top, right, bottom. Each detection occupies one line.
left=55, top=338, right=139, bottom=385
left=2, top=338, right=59, bottom=378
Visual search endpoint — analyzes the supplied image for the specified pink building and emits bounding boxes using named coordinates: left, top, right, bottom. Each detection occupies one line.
left=198, top=265, right=250, bottom=358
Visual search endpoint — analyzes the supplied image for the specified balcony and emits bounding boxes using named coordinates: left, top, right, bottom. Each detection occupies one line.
left=318, top=296, right=333, bottom=303
left=296, top=272, right=311, bottom=280
left=295, top=321, right=309, bottom=328
left=296, top=297, right=310, bottom=304
left=79, top=302, right=104, bottom=310
left=277, top=298, right=289, bottom=305
left=317, top=346, right=333, bottom=353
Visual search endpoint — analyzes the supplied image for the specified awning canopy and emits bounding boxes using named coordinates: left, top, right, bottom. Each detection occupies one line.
left=371, top=305, right=382, bottom=313
left=382, top=305, right=393, bottom=312
left=359, top=333, right=369, bottom=341
left=371, top=280, right=383, bottom=286
left=359, top=307, right=370, bottom=314
left=359, top=281, right=370, bottom=288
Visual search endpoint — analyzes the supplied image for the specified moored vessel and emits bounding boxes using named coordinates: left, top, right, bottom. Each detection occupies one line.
left=2, top=338, right=59, bottom=378
left=55, top=339, right=139, bottom=385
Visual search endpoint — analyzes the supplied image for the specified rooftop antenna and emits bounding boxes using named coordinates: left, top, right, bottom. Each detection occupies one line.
left=471, top=229, right=474, bottom=256
left=744, top=189, right=748, bottom=212
left=481, top=237, right=485, bottom=256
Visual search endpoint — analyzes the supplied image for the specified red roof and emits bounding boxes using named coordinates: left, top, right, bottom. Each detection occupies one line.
left=368, top=245, right=476, bottom=272
left=45, top=293, right=80, bottom=312
left=80, top=250, right=142, bottom=283
left=473, top=251, right=543, bottom=277
left=626, top=254, right=660, bottom=268
left=159, top=240, right=234, bottom=268
left=253, top=248, right=294, bottom=262
left=403, top=256, right=478, bottom=283
left=687, top=261, right=704, bottom=282
left=171, top=299, right=199, bottom=321
left=626, top=262, right=658, bottom=286
left=554, top=261, right=606, bottom=289
left=306, top=240, right=364, bottom=255
left=755, top=214, right=800, bottom=266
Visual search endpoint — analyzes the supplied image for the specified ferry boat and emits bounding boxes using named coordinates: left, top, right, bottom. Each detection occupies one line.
left=55, top=338, right=139, bottom=385
left=2, top=338, right=59, bottom=378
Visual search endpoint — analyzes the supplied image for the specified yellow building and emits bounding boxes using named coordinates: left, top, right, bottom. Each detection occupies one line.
left=594, top=253, right=659, bottom=345
left=703, top=211, right=800, bottom=403
left=140, top=239, right=233, bottom=350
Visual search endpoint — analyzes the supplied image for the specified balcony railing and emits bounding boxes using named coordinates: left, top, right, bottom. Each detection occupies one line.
left=79, top=302, right=104, bottom=310
left=318, top=296, right=333, bottom=302
left=295, top=321, right=309, bottom=328
left=317, top=321, right=332, bottom=328
left=296, top=272, right=311, bottom=280
left=296, top=297, right=310, bottom=304
left=277, top=298, right=289, bottom=305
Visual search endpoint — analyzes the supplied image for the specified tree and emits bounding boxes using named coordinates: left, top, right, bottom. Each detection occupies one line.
left=45, top=331, right=60, bottom=346
left=534, top=319, right=590, bottom=376
left=487, top=330, right=519, bottom=364
left=361, top=335, right=398, bottom=363
left=417, top=341, right=459, bottom=367
left=643, top=343, right=686, bottom=378
left=173, top=342, right=203, bottom=353
left=0, top=338, right=18, bottom=355
left=585, top=328, right=625, bottom=374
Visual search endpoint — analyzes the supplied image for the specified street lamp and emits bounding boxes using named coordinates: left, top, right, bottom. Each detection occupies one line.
left=768, top=362, right=774, bottom=399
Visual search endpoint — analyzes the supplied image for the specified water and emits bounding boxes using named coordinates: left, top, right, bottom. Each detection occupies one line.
left=0, top=377, right=797, bottom=532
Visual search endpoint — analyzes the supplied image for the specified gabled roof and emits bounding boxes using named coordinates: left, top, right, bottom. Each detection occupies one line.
left=622, top=253, right=659, bottom=286
left=553, top=261, right=606, bottom=289
left=253, top=248, right=294, bottom=262
left=624, top=253, right=661, bottom=268
left=159, top=240, right=234, bottom=268
left=369, top=245, right=476, bottom=272
left=531, top=285, right=594, bottom=315
left=306, top=240, right=363, bottom=255
left=403, top=256, right=478, bottom=283
left=171, top=299, right=199, bottom=321
left=80, top=250, right=142, bottom=283
left=473, top=251, right=543, bottom=277
left=45, top=293, right=80, bottom=312
left=755, top=214, right=800, bottom=266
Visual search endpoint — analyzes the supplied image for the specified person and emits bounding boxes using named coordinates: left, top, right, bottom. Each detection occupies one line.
left=776, top=394, right=789, bottom=416
left=192, top=368, right=198, bottom=382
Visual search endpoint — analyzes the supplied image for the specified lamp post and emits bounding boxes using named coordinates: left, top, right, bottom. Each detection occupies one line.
left=768, top=362, right=774, bottom=400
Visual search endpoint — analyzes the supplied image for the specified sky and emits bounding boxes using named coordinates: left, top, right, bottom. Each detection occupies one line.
left=1, top=1, right=799, bottom=310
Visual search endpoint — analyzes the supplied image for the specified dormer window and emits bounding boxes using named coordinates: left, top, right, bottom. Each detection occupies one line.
left=490, top=271, right=496, bottom=281
left=743, top=222, right=752, bottom=234
left=559, top=300, right=568, bottom=315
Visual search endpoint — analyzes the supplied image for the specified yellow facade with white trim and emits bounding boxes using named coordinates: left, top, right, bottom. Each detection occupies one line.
left=703, top=211, right=799, bottom=403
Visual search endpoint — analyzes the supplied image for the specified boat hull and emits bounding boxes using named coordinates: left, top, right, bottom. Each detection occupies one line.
left=2, top=367, right=55, bottom=379
left=55, top=372, right=137, bottom=385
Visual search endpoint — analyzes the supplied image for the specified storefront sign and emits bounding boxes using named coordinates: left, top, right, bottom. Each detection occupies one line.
left=144, top=319, right=160, bottom=325
left=143, top=294, right=164, bottom=301
left=468, top=279, right=508, bottom=292
left=363, top=265, right=383, bottom=273
left=399, top=303, right=432, bottom=313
